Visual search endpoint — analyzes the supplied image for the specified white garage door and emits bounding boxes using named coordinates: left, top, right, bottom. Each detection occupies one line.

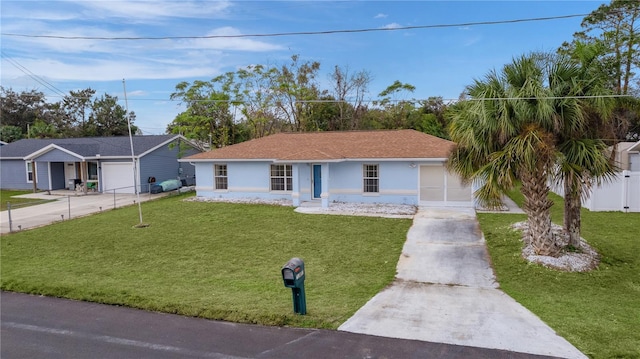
left=420, top=165, right=472, bottom=205
left=420, top=166, right=445, bottom=201
left=102, top=162, right=135, bottom=194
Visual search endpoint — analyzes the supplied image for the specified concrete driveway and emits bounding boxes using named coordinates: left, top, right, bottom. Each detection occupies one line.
left=1, top=191, right=167, bottom=235
left=339, top=207, right=587, bottom=359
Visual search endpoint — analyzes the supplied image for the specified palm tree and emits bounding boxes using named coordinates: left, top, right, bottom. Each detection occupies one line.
left=449, top=52, right=618, bottom=255
left=548, top=49, right=617, bottom=248
left=448, top=54, right=561, bottom=256
left=556, top=139, right=616, bottom=248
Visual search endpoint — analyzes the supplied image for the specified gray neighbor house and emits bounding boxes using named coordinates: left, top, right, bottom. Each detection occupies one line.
left=0, top=135, right=200, bottom=194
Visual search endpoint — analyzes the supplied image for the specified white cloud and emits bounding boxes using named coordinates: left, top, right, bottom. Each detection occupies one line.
left=68, top=0, right=233, bottom=21
left=464, top=36, right=481, bottom=47
left=128, top=90, right=148, bottom=96
left=382, top=23, right=402, bottom=30
left=1, top=56, right=225, bottom=82
left=374, top=13, right=388, bottom=19
left=182, top=27, right=284, bottom=52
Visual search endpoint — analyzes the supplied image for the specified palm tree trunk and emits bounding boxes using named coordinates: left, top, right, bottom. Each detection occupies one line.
left=563, top=177, right=582, bottom=249
left=520, top=170, right=558, bottom=256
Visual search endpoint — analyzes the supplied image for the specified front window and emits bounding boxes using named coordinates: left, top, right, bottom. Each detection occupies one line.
left=270, top=164, right=292, bottom=191
left=363, top=164, right=379, bottom=193
left=88, top=162, right=98, bottom=180
left=214, top=164, right=228, bottom=190
left=26, top=161, right=34, bottom=182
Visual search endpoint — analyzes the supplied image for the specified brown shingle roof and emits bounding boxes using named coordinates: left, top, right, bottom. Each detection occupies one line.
left=185, top=129, right=454, bottom=161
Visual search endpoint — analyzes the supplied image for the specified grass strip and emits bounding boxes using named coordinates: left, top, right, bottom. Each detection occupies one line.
left=0, top=190, right=55, bottom=211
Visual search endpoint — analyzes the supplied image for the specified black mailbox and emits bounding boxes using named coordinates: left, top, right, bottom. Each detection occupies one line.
left=281, top=257, right=305, bottom=288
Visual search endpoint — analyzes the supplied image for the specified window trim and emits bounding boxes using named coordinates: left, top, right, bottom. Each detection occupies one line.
left=26, top=161, right=34, bottom=183
left=270, top=164, right=293, bottom=192
left=214, top=164, right=228, bottom=190
left=88, top=161, right=99, bottom=181
left=363, top=164, right=379, bottom=194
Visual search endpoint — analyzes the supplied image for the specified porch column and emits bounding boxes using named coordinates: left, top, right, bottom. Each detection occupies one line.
left=32, top=161, right=38, bottom=193
left=292, top=163, right=301, bottom=206
left=80, top=161, right=87, bottom=194
left=321, top=163, right=329, bottom=208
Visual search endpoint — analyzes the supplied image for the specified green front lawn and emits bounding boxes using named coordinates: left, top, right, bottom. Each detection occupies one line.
left=0, top=190, right=54, bottom=211
left=1, top=193, right=411, bottom=329
left=478, top=190, right=640, bottom=359
left=2, top=190, right=638, bottom=357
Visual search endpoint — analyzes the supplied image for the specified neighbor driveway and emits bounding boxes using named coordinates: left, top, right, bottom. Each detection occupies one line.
left=0, top=191, right=167, bottom=235
left=339, top=207, right=587, bottom=359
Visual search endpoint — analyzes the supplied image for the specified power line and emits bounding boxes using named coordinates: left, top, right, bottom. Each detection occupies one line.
left=466, top=94, right=634, bottom=101
left=1, top=51, right=67, bottom=97
left=0, top=13, right=590, bottom=41
left=9, top=94, right=633, bottom=103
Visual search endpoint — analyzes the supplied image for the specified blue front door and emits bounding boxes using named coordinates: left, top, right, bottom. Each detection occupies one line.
left=312, top=165, right=322, bottom=199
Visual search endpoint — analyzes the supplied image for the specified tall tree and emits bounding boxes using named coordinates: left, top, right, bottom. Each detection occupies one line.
left=561, top=0, right=640, bottom=140
left=419, top=96, right=449, bottom=129
left=234, top=64, right=283, bottom=138
left=328, top=65, right=371, bottom=130
left=169, top=80, right=235, bottom=149
left=375, top=80, right=417, bottom=129
left=0, top=125, right=23, bottom=142
left=581, top=0, right=639, bottom=95
left=547, top=51, right=617, bottom=248
left=407, top=96, right=450, bottom=139
left=450, top=52, right=619, bottom=255
left=448, top=54, right=561, bottom=256
left=62, top=88, right=96, bottom=136
left=28, top=119, right=57, bottom=139
left=270, top=55, right=322, bottom=131
left=90, top=93, right=136, bottom=136
left=0, top=87, right=49, bottom=134
left=303, top=94, right=342, bottom=131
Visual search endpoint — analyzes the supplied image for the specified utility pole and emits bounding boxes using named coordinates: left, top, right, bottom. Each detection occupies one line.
left=123, top=79, right=144, bottom=226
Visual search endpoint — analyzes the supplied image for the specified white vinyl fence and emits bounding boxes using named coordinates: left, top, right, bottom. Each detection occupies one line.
left=583, top=170, right=640, bottom=212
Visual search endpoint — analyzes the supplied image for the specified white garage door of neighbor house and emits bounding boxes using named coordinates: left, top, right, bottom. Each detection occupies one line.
left=102, top=162, right=135, bottom=194
left=419, top=165, right=472, bottom=204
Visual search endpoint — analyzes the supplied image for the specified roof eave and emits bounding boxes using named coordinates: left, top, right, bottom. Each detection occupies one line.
left=179, top=158, right=279, bottom=163
left=343, top=157, right=449, bottom=162
left=628, top=140, right=640, bottom=152
left=180, top=157, right=449, bottom=163
left=137, top=135, right=195, bottom=158
left=24, top=144, right=85, bottom=161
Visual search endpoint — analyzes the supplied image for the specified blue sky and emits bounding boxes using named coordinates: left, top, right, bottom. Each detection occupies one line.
left=1, top=1, right=605, bottom=135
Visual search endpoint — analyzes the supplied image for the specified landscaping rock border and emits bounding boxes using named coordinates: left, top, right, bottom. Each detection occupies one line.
left=511, top=222, right=600, bottom=272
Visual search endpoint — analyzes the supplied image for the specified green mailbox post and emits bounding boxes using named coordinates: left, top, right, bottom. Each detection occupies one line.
left=281, top=257, right=306, bottom=315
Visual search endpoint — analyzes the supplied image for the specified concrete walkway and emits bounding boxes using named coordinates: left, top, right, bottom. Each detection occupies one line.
left=339, top=207, right=587, bottom=359
left=0, top=191, right=168, bottom=234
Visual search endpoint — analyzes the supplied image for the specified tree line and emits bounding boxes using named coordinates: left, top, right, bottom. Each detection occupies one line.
left=0, top=87, right=137, bottom=142
left=166, top=56, right=450, bottom=149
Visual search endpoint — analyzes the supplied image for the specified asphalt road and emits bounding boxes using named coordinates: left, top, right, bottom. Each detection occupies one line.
left=0, top=292, right=560, bottom=359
